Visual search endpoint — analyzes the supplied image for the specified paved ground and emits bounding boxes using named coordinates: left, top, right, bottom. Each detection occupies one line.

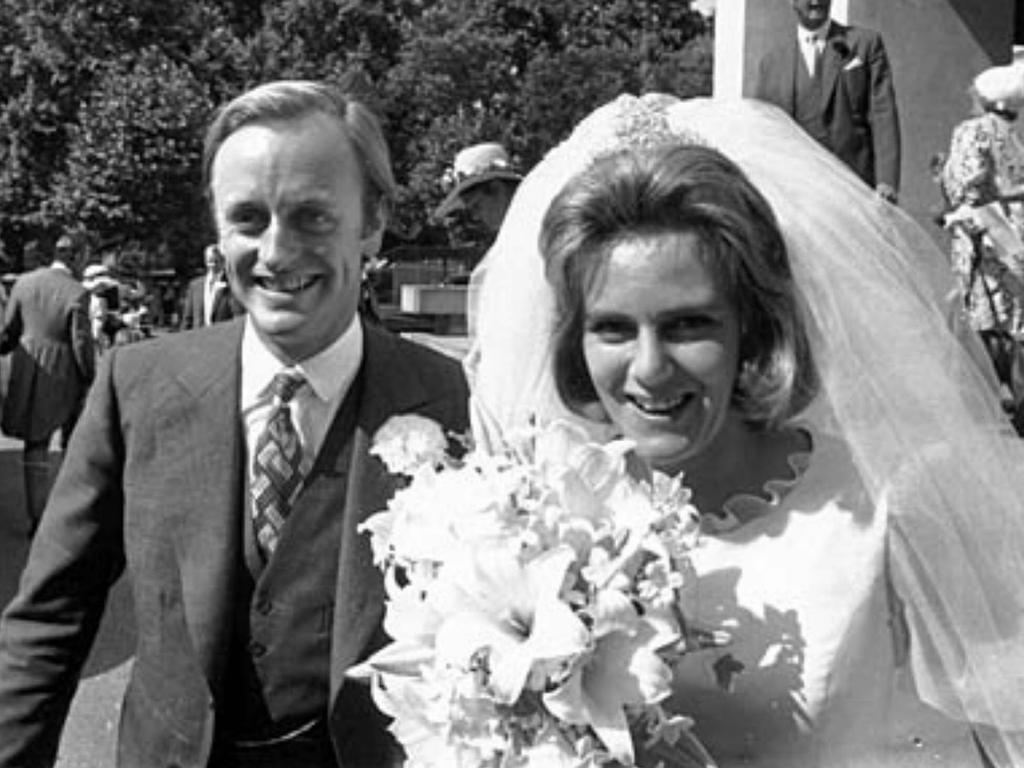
left=0, top=367, right=131, bottom=766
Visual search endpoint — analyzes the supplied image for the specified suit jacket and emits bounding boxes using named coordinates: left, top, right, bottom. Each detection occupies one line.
left=179, top=273, right=241, bottom=330
left=0, top=266, right=94, bottom=441
left=0, top=318, right=469, bottom=767
left=753, top=21, right=901, bottom=192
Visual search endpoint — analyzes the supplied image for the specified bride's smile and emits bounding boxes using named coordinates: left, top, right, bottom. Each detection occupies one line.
left=581, top=230, right=741, bottom=477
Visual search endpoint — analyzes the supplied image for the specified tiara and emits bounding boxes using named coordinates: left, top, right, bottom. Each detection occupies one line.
left=568, top=93, right=707, bottom=163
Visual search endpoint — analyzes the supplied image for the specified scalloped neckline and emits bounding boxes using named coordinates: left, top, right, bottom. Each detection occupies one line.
left=700, top=428, right=814, bottom=534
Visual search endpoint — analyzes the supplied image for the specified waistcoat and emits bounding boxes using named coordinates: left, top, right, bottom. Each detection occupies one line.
left=794, top=51, right=830, bottom=149
left=219, top=372, right=364, bottom=741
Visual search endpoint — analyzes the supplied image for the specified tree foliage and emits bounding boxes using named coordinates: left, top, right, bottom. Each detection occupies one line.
left=46, top=48, right=213, bottom=271
left=380, top=0, right=712, bottom=234
left=0, top=0, right=712, bottom=272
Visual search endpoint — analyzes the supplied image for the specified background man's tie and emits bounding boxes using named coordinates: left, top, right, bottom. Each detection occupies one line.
left=251, top=370, right=306, bottom=560
left=812, top=38, right=824, bottom=79
left=803, top=33, right=824, bottom=78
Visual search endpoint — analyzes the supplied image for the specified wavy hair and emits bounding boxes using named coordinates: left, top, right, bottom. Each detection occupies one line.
left=539, top=142, right=819, bottom=429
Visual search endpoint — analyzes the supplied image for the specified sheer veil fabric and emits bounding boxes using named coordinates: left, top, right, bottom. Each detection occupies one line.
left=466, top=95, right=1024, bottom=765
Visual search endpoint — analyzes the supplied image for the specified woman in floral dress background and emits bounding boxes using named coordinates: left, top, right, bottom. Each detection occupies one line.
left=941, top=61, right=1024, bottom=422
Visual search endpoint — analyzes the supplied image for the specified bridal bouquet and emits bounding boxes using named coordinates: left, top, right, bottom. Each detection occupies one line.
left=350, top=414, right=718, bottom=767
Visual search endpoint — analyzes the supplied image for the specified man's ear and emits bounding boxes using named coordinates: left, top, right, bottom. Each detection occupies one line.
left=361, top=199, right=387, bottom=258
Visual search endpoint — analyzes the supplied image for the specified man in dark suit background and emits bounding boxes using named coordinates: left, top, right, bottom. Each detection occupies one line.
left=753, top=0, right=901, bottom=204
left=0, top=81, right=469, bottom=767
left=0, top=236, right=94, bottom=536
left=180, top=243, right=242, bottom=329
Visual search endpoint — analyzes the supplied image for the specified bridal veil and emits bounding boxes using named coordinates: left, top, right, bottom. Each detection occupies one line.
left=467, top=95, right=1024, bottom=765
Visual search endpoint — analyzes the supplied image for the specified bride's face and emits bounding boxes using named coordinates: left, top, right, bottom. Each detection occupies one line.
left=581, top=231, right=743, bottom=475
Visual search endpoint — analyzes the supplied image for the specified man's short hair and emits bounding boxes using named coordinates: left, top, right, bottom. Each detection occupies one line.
left=202, top=80, right=397, bottom=229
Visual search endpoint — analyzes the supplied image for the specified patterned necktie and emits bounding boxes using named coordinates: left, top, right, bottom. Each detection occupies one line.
left=251, top=370, right=306, bottom=561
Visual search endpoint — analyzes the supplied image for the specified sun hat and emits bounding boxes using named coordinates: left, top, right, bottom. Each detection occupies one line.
left=83, top=263, right=117, bottom=290
left=434, top=143, right=522, bottom=219
left=973, top=61, right=1024, bottom=113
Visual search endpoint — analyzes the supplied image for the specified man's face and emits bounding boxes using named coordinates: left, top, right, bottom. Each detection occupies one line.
left=461, top=181, right=514, bottom=234
left=204, top=246, right=223, bottom=273
left=791, top=0, right=831, bottom=30
left=211, top=112, right=383, bottom=363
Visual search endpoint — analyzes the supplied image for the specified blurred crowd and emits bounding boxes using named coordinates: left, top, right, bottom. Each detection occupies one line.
left=0, top=241, right=237, bottom=354
left=0, top=235, right=244, bottom=533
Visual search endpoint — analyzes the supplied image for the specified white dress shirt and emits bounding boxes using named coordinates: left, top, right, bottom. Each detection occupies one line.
left=203, top=271, right=227, bottom=326
left=240, top=317, right=364, bottom=487
left=798, top=21, right=829, bottom=78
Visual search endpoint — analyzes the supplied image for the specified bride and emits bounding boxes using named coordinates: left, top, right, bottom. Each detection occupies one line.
left=467, top=95, right=1024, bottom=767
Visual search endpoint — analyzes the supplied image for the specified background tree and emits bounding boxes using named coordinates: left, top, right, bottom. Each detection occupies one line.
left=45, top=48, right=214, bottom=273
left=380, top=0, right=712, bottom=237
left=0, top=0, right=712, bottom=273
left=0, top=0, right=243, bottom=269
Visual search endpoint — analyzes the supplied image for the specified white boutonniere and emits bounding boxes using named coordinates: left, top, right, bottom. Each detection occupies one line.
left=843, top=56, right=864, bottom=71
left=368, top=413, right=450, bottom=476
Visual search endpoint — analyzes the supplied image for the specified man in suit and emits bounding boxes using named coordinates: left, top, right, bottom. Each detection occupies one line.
left=0, top=81, right=469, bottom=767
left=753, top=0, right=901, bottom=203
left=0, top=236, right=94, bottom=536
left=180, top=243, right=242, bottom=329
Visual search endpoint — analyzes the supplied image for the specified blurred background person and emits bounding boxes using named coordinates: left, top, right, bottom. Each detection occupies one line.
left=50, top=235, right=77, bottom=274
left=940, top=60, right=1024, bottom=430
left=753, top=0, right=901, bottom=204
left=180, top=243, right=241, bottom=329
left=116, top=280, right=153, bottom=344
left=82, top=263, right=122, bottom=353
left=434, top=142, right=522, bottom=240
left=0, top=236, right=94, bottom=536
left=437, top=142, right=524, bottom=339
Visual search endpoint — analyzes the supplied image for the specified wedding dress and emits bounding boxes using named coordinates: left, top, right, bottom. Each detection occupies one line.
left=467, top=95, right=1024, bottom=767
left=670, top=423, right=982, bottom=767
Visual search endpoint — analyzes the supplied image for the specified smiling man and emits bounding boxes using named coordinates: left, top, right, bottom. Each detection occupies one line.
left=0, top=81, right=469, bottom=768
left=753, top=0, right=901, bottom=204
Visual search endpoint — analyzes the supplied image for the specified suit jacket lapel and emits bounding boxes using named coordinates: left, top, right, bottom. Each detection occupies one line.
left=168, top=320, right=245, bottom=688
left=781, top=40, right=799, bottom=114
left=820, top=23, right=848, bottom=112
left=210, top=280, right=231, bottom=321
left=329, top=326, right=440, bottom=702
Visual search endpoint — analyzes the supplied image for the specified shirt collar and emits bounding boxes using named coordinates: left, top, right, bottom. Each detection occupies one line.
left=241, top=316, right=364, bottom=408
left=798, top=20, right=830, bottom=45
left=51, top=259, right=71, bottom=274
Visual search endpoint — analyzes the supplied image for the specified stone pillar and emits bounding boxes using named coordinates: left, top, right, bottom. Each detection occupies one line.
left=715, top=0, right=1016, bottom=236
left=711, top=0, right=747, bottom=100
